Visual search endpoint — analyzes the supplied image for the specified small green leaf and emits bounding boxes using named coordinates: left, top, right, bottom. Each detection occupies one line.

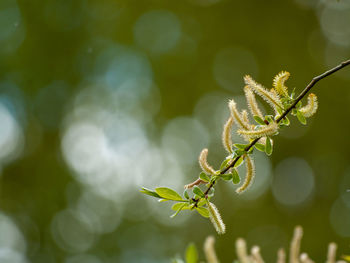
left=207, top=187, right=215, bottom=198
left=220, top=158, right=230, bottom=170
left=296, top=110, right=307, bottom=125
left=253, top=115, right=266, bottom=125
left=255, top=143, right=265, bottom=152
left=170, top=203, right=187, bottom=218
left=185, top=243, right=198, bottom=263
left=140, top=188, right=161, bottom=198
left=265, top=137, right=272, bottom=156
left=184, top=189, right=190, bottom=199
left=155, top=187, right=183, bottom=201
left=221, top=173, right=233, bottom=180
left=197, top=198, right=206, bottom=207
left=193, top=186, right=204, bottom=197
left=231, top=169, right=240, bottom=184
left=172, top=202, right=190, bottom=211
left=199, top=172, right=210, bottom=183
left=195, top=207, right=209, bottom=218
left=265, top=115, right=274, bottom=123
left=234, top=143, right=248, bottom=150
left=234, top=156, right=244, bottom=168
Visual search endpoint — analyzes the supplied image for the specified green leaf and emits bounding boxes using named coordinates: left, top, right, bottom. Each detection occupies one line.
left=184, top=189, right=190, bottom=199
left=170, top=203, right=187, bottom=218
left=234, top=143, right=248, bottom=150
left=220, top=158, right=230, bottom=170
left=185, top=243, right=198, bottom=263
left=172, top=202, right=190, bottom=211
left=253, top=115, right=266, bottom=125
left=296, top=110, right=307, bottom=125
left=197, top=198, right=206, bottom=207
left=199, top=172, right=210, bottom=183
left=265, top=137, right=272, bottom=156
left=231, top=169, right=240, bottom=184
left=221, top=173, right=233, bottom=180
left=155, top=187, right=184, bottom=201
left=193, top=186, right=204, bottom=198
left=255, top=143, right=265, bottom=152
left=140, top=188, right=161, bottom=198
left=234, top=156, right=244, bottom=168
left=195, top=207, right=209, bottom=218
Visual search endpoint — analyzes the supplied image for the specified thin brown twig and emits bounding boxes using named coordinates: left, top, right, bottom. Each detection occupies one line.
left=193, top=59, right=350, bottom=206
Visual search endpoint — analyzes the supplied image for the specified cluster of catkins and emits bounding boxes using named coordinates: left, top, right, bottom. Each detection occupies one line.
left=197, top=72, right=318, bottom=194
left=195, top=72, right=318, bottom=233
left=202, top=226, right=345, bottom=263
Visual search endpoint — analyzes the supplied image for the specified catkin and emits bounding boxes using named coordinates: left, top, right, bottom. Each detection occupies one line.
left=237, top=122, right=278, bottom=139
left=199, top=148, right=216, bottom=175
left=204, top=236, right=219, bottom=263
left=207, top=201, right=225, bottom=234
left=222, top=117, right=234, bottom=153
left=300, top=93, right=318, bottom=117
left=273, top=71, right=290, bottom=97
left=244, top=85, right=264, bottom=118
left=236, top=155, right=255, bottom=194
left=244, top=75, right=283, bottom=113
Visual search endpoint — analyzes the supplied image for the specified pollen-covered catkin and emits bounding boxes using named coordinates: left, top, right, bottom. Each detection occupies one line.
left=244, top=85, right=264, bottom=118
left=244, top=75, right=283, bottom=113
left=228, top=99, right=251, bottom=130
left=199, top=148, right=216, bottom=175
left=290, top=226, right=303, bottom=263
left=237, top=121, right=278, bottom=139
left=222, top=117, right=234, bottom=153
left=273, top=71, right=290, bottom=97
left=204, top=236, right=219, bottom=263
left=207, top=201, right=225, bottom=234
left=300, top=93, right=318, bottom=117
left=236, top=155, right=255, bottom=194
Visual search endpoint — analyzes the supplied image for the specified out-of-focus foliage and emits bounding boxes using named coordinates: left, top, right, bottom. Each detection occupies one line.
left=0, top=0, right=350, bottom=262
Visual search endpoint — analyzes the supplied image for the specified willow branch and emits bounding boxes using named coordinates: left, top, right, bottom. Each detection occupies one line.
left=194, top=59, right=350, bottom=205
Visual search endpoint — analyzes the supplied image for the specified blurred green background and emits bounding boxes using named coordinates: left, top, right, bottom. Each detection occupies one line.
left=1, top=0, right=350, bottom=262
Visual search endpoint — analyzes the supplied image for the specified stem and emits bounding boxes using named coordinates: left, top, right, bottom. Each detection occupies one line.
left=194, top=59, right=350, bottom=205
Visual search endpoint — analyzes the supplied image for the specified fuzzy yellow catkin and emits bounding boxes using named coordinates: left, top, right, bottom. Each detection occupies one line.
left=236, top=238, right=250, bottom=263
left=228, top=99, right=251, bottom=130
left=327, top=242, right=337, bottom=263
left=277, top=248, right=286, bottom=263
left=237, top=121, right=278, bottom=139
left=244, top=85, right=264, bottom=118
left=204, top=236, right=219, bottom=263
left=244, top=75, right=283, bottom=112
left=199, top=148, right=216, bottom=175
left=251, top=246, right=265, bottom=263
left=273, top=71, right=290, bottom=97
left=300, top=93, right=318, bottom=117
left=236, top=155, right=255, bottom=194
left=207, top=201, right=225, bottom=234
left=290, top=226, right=303, bottom=263
left=222, top=117, right=234, bottom=153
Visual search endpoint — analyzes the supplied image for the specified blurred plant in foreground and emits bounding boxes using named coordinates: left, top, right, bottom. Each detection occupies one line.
left=141, top=60, right=350, bottom=234
left=171, top=226, right=347, bottom=263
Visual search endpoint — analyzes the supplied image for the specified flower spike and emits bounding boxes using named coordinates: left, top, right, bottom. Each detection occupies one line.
left=222, top=117, right=234, bottom=153
left=228, top=99, right=251, bottom=130
left=236, top=155, right=255, bottom=194
left=237, top=122, right=278, bottom=139
left=207, top=201, right=225, bottom=234
left=273, top=71, right=290, bottom=97
left=244, top=85, right=264, bottom=119
left=199, top=148, right=216, bottom=175
left=244, top=75, right=283, bottom=113
left=300, top=93, right=318, bottom=117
